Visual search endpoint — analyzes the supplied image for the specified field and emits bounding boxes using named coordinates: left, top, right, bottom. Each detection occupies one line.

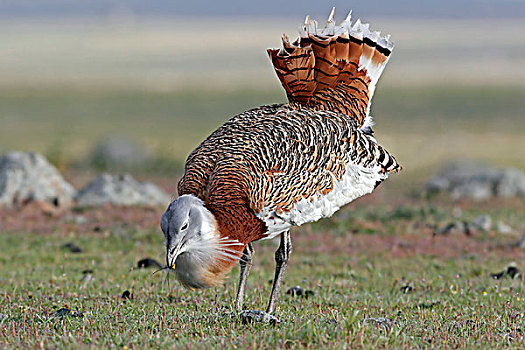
left=1, top=195, right=524, bottom=348
left=1, top=17, right=525, bottom=349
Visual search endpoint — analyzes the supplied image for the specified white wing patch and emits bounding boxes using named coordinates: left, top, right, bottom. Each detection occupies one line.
left=257, top=161, right=388, bottom=240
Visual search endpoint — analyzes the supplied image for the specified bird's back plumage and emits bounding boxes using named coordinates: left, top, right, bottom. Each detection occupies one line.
left=179, top=104, right=400, bottom=242
left=177, top=9, right=401, bottom=263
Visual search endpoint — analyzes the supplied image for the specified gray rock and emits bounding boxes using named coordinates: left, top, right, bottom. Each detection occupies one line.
left=496, top=221, right=516, bottom=236
left=495, top=168, right=525, bottom=198
left=76, top=173, right=169, bottom=207
left=434, top=216, right=492, bottom=236
left=450, top=181, right=493, bottom=201
left=471, top=215, right=492, bottom=232
left=90, top=136, right=151, bottom=169
left=54, top=308, right=83, bottom=318
left=425, top=176, right=450, bottom=193
left=80, top=273, right=94, bottom=283
left=425, top=162, right=525, bottom=200
left=434, top=222, right=461, bottom=235
left=238, top=310, right=280, bottom=324
left=0, top=151, right=76, bottom=208
left=517, top=235, right=525, bottom=249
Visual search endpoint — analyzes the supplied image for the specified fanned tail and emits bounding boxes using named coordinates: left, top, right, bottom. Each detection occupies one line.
left=267, top=8, right=394, bottom=130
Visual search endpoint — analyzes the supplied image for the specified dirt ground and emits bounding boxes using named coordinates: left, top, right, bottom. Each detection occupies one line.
left=2, top=172, right=523, bottom=262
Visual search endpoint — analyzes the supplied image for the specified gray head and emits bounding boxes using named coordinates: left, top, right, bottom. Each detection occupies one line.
left=161, top=194, right=242, bottom=288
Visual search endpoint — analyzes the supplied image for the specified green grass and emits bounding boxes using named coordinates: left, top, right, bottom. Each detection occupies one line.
left=0, top=88, right=285, bottom=167
left=1, top=199, right=523, bottom=349
left=1, top=17, right=525, bottom=349
left=1, top=85, right=524, bottom=179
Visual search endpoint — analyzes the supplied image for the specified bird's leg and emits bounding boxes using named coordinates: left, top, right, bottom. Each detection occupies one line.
left=266, top=230, right=292, bottom=314
left=235, top=243, right=254, bottom=311
left=237, top=233, right=290, bottom=324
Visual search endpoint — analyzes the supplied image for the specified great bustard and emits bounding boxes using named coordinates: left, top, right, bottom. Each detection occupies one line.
left=161, top=8, right=401, bottom=321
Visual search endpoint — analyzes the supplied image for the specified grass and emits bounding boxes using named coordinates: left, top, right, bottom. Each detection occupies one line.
left=0, top=88, right=284, bottom=167
left=1, top=84, right=524, bottom=348
left=1, top=85, right=525, bottom=181
left=1, top=16, right=525, bottom=349
left=0, top=197, right=523, bottom=349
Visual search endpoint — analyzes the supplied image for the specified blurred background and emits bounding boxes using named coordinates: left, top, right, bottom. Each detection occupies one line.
left=1, top=0, right=524, bottom=190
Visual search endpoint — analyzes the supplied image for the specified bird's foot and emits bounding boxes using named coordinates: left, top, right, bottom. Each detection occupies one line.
left=238, top=310, right=280, bottom=325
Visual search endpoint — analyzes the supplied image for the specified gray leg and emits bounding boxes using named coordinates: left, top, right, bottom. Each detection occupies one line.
left=266, top=230, right=292, bottom=314
left=235, top=243, right=254, bottom=311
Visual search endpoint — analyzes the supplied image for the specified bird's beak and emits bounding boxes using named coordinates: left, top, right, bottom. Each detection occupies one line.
left=167, top=237, right=186, bottom=269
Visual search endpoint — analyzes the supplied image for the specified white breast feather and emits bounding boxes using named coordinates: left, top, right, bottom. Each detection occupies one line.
left=257, top=161, right=387, bottom=240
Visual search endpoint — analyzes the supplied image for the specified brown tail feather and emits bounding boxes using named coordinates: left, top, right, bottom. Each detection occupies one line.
left=267, top=45, right=316, bottom=103
left=267, top=10, right=393, bottom=129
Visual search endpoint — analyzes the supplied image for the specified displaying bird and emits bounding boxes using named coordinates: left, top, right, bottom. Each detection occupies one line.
left=161, top=8, right=401, bottom=321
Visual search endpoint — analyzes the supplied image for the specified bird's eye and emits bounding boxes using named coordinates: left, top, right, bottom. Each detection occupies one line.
left=180, top=222, right=189, bottom=231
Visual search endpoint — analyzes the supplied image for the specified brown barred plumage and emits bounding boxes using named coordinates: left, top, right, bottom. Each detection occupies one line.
left=164, top=9, right=401, bottom=318
left=178, top=103, right=400, bottom=273
left=267, top=12, right=392, bottom=128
